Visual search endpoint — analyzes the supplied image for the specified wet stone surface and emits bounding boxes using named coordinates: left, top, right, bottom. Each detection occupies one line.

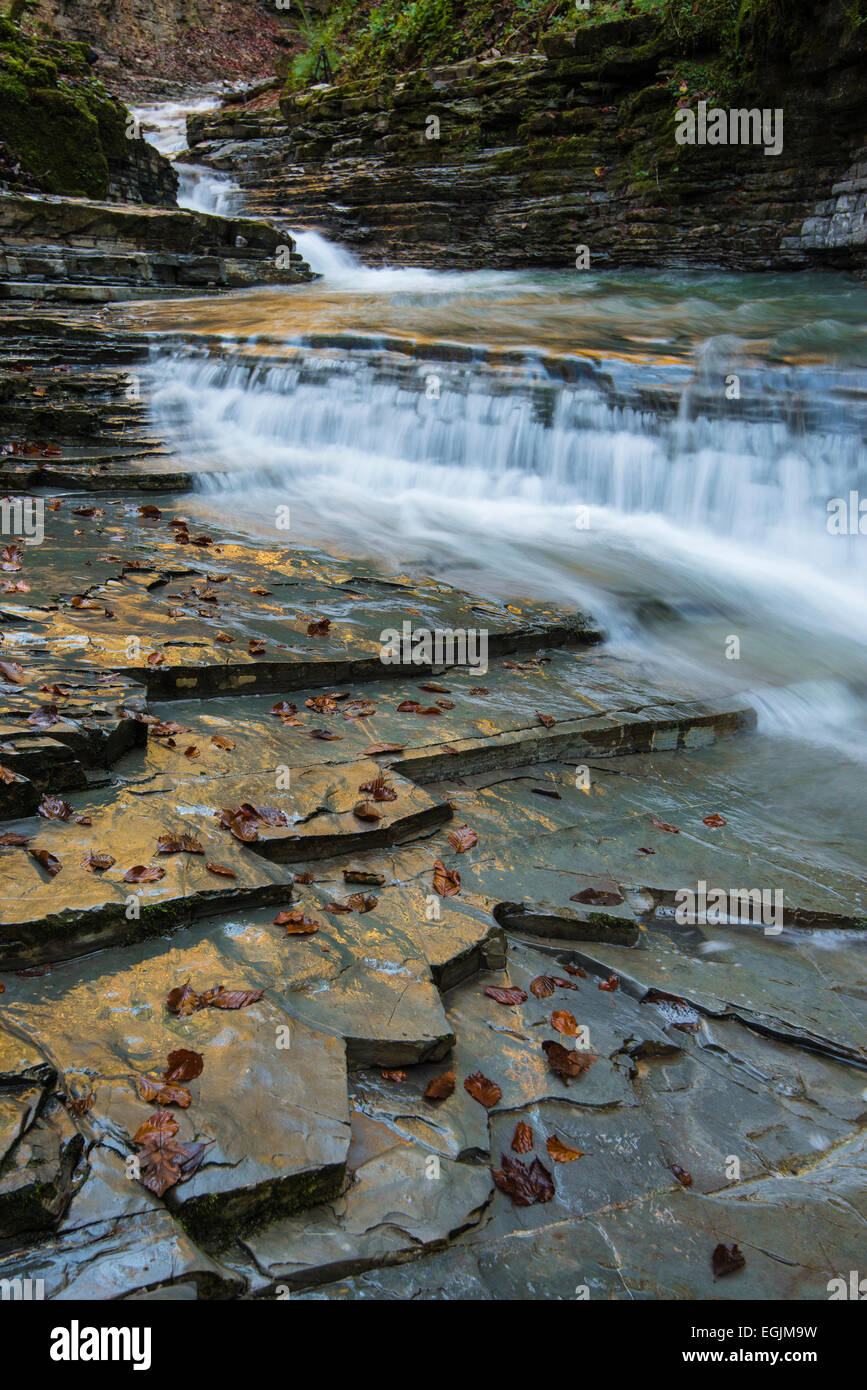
left=0, top=400, right=864, bottom=1298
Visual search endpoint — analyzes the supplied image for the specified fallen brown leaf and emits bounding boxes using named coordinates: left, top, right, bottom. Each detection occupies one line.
left=137, top=1076, right=192, bottom=1109
left=464, top=1071, right=502, bottom=1108
left=424, top=1070, right=456, bottom=1102
left=123, top=864, right=166, bottom=883
left=82, top=851, right=115, bottom=873
left=711, top=1242, right=745, bottom=1280
left=483, top=985, right=528, bottom=1006
left=156, top=833, right=204, bottom=855
left=542, top=1040, right=598, bottom=1080
left=529, top=975, right=556, bottom=999
left=511, top=1121, right=534, bottom=1154
left=433, top=860, right=460, bottom=897
left=546, top=1134, right=584, bottom=1163
left=570, top=886, right=623, bottom=907
left=274, top=910, right=319, bottom=936
left=30, top=848, right=61, bottom=876
left=134, top=1110, right=179, bottom=1144
left=492, top=1153, right=554, bottom=1206
left=447, top=825, right=478, bottom=853
left=164, top=1049, right=204, bottom=1084
left=205, top=862, right=237, bottom=878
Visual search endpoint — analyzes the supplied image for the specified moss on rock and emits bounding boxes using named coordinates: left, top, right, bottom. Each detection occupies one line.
left=0, top=18, right=135, bottom=197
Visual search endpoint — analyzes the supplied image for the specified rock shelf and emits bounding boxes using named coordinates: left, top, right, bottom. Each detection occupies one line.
left=0, top=451, right=863, bottom=1297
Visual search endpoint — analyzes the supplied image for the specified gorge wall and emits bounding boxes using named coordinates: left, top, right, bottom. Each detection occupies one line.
left=185, top=0, right=867, bottom=272
left=24, top=0, right=296, bottom=91
left=0, top=18, right=176, bottom=201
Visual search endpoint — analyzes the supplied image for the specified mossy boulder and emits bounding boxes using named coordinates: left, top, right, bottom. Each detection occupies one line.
left=0, top=18, right=173, bottom=201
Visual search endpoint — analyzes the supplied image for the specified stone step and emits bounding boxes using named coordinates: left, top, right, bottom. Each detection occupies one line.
left=0, top=757, right=453, bottom=967
left=0, top=494, right=600, bottom=701
left=0, top=461, right=196, bottom=492
left=0, top=192, right=316, bottom=301
left=419, top=743, right=867, bottom=940
left=0, top=935, right=352, bottom=1246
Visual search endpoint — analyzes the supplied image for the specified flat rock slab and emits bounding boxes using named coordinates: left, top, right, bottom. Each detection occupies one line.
left=0, top=496, right=596, bottom=698
left=297, top=1136, right=867, bottom=1301
left=295, top=936, right=867, bottom=1299
left=634, top=1013, right=867, bottom=1191
left=295, top=1136, right=867, bottom=1302
left=128, top=650, right=753, bottom=790
left=293, top=1218, right=626, bottom=1299
left=206, top=871, right=505, bottom=1066
left=567, top=926, right=867, bottom=1066
left=0, top=933, right=351, bottom=1244
left=422, top=745, right=867, bottom=930
left=348, top=937, right=675, bottom=1164
left=584, top=1132, right=867, bottom=1300
left=234, top=1141, right=492, bottom=1293
left=0, top=667, right=145, bottom=777
left=0, top=759, right=449, bottom=966
left=216, top=901, right=455, bottom=1068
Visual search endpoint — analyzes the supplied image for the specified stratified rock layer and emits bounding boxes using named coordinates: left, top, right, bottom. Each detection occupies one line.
left=184, top=8, right=867, bottom=273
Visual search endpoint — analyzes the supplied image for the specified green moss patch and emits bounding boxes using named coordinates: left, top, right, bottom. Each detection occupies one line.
left=0, top=20, right=135, bottom=197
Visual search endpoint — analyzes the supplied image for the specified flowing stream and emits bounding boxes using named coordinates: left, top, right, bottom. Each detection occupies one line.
left=127, top=103, right=867, bottom=765
left=132, top=98, right=242, bottom=215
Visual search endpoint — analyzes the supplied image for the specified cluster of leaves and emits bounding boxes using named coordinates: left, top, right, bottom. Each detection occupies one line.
left=166, top=982, right=264, bottom=1018
left=216, top=801, right=289, bottom=844
left=123, top=966, right=261, bottom=1195
left=132, top=1047, right=208, bottom=1197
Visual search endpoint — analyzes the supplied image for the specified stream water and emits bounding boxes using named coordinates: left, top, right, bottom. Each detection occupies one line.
left=126, top=102, right=867, bottom=766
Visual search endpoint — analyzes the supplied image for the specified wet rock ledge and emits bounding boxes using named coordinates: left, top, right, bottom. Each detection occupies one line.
left=0, top=193, right=314, bottom=305
left=0, top=431, right=863, bottom=1297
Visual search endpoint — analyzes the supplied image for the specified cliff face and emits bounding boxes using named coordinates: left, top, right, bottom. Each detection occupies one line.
left=26, top=0, right=294, bottom=91
left=185, top=1, right=867, bottom=272
left=0, top=19, right=176, bottom=203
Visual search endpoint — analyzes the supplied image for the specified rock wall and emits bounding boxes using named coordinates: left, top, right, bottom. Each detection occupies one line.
left=27, top=0, right=295, bottom=90
left=0, top=19, right=177, bottom=204
left=186, top=5, right=867, bottom=272
left=786, top=146, right=867, bottom=258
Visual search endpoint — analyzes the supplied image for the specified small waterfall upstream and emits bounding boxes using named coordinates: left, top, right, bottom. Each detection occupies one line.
left=132, top=98, right=242, bottom=215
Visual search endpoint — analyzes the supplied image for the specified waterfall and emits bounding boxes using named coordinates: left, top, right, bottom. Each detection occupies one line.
left=129, top=103, right=867, bottom=756
left=132, top=98, right=241, bottom=216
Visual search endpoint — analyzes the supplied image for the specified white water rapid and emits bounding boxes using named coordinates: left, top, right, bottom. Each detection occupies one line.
left=132, top=104, right=867, bottom=762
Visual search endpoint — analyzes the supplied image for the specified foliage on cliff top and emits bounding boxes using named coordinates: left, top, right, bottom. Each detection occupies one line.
left=0, top=16, right=132, bottom=197
left=284, top=0, right=865, bottom=92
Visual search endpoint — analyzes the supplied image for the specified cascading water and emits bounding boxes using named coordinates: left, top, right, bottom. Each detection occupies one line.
left=133, top=98, right=241, bottom=215
left=129, top=104, right=867, bottom=758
